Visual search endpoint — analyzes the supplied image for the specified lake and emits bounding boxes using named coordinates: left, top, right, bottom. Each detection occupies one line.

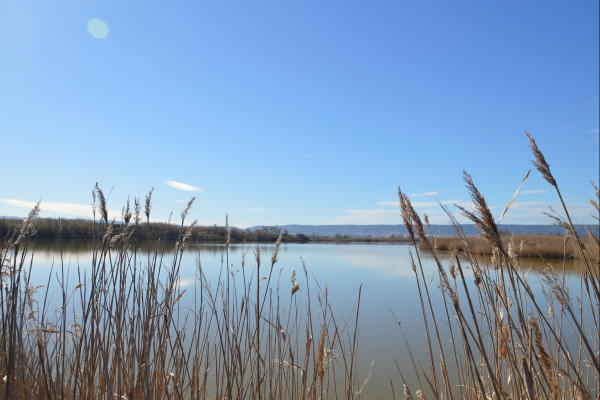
left=22, top=239, right=590, bottom=399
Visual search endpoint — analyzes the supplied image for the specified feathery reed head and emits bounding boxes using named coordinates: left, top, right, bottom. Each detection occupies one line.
left=543, top=207, right=572, bottom=235
left=458, top=171, right=503, bottom=251
left=291, top=283, right=300, bottom=295
left=526, top=132, right=557, bottom=188
left=180, top=196, right=196, bottom=227
left=15, top=201, right=40, bottom=248
left=133, top=197, right=141, bottom=226
left=145, top=187, right=154, bottom=223
left=94, top=183, right=108, bottom=224
left=403, top=384, right=413, bottom=400
left=398, top=187, right=432, bottom=250
left=398, top=187, right=415, bottom=242
left=122, top=197, right=132, bottom=226
left=317, top=321, right=327, bottom=383
left=271, top=235, right=282, bottom=266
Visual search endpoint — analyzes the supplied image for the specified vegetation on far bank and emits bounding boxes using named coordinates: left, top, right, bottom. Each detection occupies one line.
left=428, top=233, right=599, bottom=260
left=0, top=217, right=411, bottom=244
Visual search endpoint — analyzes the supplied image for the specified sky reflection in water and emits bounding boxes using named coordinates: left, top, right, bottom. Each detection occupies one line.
left=24, top=240, right=590, bottom=397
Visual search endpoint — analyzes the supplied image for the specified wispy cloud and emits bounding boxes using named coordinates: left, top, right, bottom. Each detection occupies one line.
left=413, top=200, right=472, bottom=208
left=589, top=128, right=599, bottom=133
left=246, top=207, right=267, bottom=213
left=520, top=189, right=552, bottom=195
left=0, top=198, right=121, bottom=220
left=328, top=199, right=596, bottom=226
left=298, top=154, right=313, bottom=159
left=164, top=180, right=203, bottom=192
left=495, top=201, right=596, bottom=224
left=176, top=278, right=196, bottom=290
left=327, top=209, right=400, bottom=225
left=377, top=199, right=471, bottom=208
left=409, top=191, right=439, bottom=197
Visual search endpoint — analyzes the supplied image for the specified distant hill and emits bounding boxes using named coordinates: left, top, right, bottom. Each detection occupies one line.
left=248, top=224, right=597, bottom=238
left=3, top=216, right=596, bottom=239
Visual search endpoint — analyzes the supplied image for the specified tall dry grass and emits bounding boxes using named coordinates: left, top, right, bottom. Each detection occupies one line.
left=432, top=234, right=599, bottom=260
left=1, top=133, right=598, bottom=399
left=0, top=188, right=363, bottom=399
left=395, top=133, right=599, bottom=399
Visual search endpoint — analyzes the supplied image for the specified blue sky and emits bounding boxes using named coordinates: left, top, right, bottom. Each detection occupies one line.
left=1, top=1, right=598, bottom=228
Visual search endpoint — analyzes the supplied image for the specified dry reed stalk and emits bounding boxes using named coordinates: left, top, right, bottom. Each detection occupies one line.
left=0, top=190, right=364, bottom=400
left=144, top=187, right=154, bottom=224
left=395, top=134, right=599, bottom=400
left=403, top=384, right=413, bottom=399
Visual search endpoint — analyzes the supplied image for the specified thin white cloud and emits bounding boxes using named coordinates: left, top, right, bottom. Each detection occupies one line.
left=520, top=189, right=552, bottom=195
left=495, top=201, right=596, bottom=224
left=416, top=200, right=473, bottom=209
left=409, top=191, right=439, bottom=197
left=588, top=128, right=599, bottom=133
left=327, top=209, right=400, bottom=225
left=377, top=199, right=471, bottom=208
left=298, top=154, right=313, bottom=159
left=175, top=199, right=187, bottom=203
left=177, top=278, right=196, bottom=290
left=327, top=199, right=596, bottom=226
left=246, top=207, right=267, bottom=213
left=164, top=180, right=203, bottom=192
left=0, top=198, right=121, bottom=220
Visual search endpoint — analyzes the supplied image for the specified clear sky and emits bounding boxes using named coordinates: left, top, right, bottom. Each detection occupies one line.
left=1, top=1, right=598, bottom=228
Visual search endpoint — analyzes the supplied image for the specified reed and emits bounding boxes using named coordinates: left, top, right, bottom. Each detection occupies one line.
left=0, top=187, right=363, bottom=399
left=2, top=133, right=598, bottom=399
left=432, top=234, right=599, bottom=260
left=396, top=133, right=599, bottom=399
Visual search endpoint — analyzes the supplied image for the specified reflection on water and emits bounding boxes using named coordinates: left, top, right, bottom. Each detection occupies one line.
left=24, top=239, right=591, bottom=398
left=30, top=239, right=590, bottom=275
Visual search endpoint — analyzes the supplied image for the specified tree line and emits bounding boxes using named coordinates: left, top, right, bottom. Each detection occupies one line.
left=0, top=217, right=413, bottom=244
left=0, top=218, right=312, bottom=243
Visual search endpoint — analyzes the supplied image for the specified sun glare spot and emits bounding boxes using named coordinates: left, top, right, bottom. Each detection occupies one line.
left=87, top=18, right=109, bottom=39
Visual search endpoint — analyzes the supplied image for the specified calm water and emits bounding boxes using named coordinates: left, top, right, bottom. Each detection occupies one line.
left=23, top=240, right=588, bottom=398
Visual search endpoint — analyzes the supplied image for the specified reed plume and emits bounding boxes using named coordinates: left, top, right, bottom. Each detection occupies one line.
left=145, top=187, right=154, bottom=224
left=180, top=196, right=196, bottom=227
left=526, top=131, right=556, bottom=187
left=456, top=171, right=503, bottom=251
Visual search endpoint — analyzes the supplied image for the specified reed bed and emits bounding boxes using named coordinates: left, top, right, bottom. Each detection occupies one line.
left=0, top=190, right=363, bottom=399
left=395, top=133, right=599, bottom=399
left=432, top=234, right=599, bottom=260
left=2, top=133, right=598, bottom=399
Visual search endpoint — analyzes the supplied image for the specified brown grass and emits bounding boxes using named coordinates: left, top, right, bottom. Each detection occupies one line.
left=432, top=234, right=599, bottom=260
left=2, top=132, right=599, bottom=399
left=396, top=133, right=599, bottom=399
left=0, top=187, right=363, bottom=399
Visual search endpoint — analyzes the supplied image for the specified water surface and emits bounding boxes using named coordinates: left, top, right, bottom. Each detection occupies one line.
left=24, top=240, right=589, bottom=398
